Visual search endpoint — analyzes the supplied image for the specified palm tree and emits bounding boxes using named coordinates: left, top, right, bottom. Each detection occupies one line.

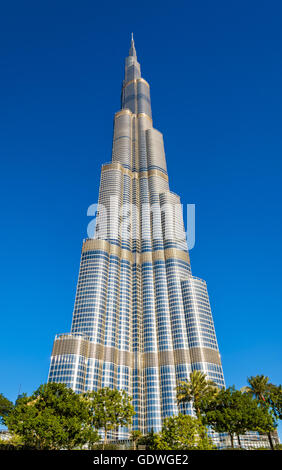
left=176, top=370, right=218, bottom=419
left=242, top=375, right=270, bottom=402
left=242, top=375, right=275, bottom=450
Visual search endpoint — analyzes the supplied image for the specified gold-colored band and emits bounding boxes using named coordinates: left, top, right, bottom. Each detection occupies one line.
left=82, top=239, right=190, bottom=265
left=82, top=239, right=132, bottom=262
left=101, top=162, right=168, bottom=182
left=137, top=113, right=152, bottom=123
left=115, top=109, right=132, bottom=118
left=114, top=109, right=152, bottom=124
left=189, top=347, right=222, bottom=366
left=51, top=337, right=221, bottom=367
left=122, top=78, right=150, bottom=89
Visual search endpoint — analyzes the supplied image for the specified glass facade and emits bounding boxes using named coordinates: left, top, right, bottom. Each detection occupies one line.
left=48, top=36, right=225, bottom=437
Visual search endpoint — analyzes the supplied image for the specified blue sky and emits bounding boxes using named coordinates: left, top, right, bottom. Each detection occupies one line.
left=0, top=0, right=281, bottom=436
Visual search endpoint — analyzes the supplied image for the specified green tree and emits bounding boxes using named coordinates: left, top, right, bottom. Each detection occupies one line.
left=242, top=375, right=270, bottom=403
left=242, top=375, right=278, bottom=450
left=176, top=371, right=218, bottom=419
left=268, top=384, right=282, bottom=421
left=155, top=414, right=214, bottom=450
left=138, top=428, right=159, bottom=450
left=6, top=383, right=99, bottom=449
left=200, top=386, right=275, bottom=448
left=0, top=393, right=14, bottom=424
left=85, top=387, right=135, bottom=450
left=130, top=429, right=143, bottom=450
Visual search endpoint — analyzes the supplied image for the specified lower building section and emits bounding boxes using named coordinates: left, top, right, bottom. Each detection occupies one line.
left=48, top=333, right=224, bottom=437
left=48, top=238, right=225, bottom=436
left=48, top=331, right=278, bottom=448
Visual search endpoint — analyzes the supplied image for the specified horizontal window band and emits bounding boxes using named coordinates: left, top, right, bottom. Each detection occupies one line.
left=122, top=78, right=150, bottom=89
left=114, top=109, right=153, bottom=123
left=101, top=162, right=168, bottom=181
left=51, top=338, right=222, bottom=368
left=81, top=239, right=190, bottom=265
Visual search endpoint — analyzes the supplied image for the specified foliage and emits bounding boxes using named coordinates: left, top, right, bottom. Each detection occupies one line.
left=0, top=393, right=14, bottom=424
left=2, top=374, right=281, bottom=450
left=5, top=383, right=99, bottom=450
left=91, top=443, right=121, bottom=450
left=200, top=386, right=275, bottom=448
left=267, top=384, right=282, bottom=421
left=243, top=375, right=271, bottom=402
left=176, top=371, right=218, bottom=419
left=138, top=428, right=160, bottom=450
left=130, top=429, right=143, bottom=450
left=155, top=414, right=214, bottom=450
left=242, top=375, right=281, bottom=450
left=84, top=387, right=135, bottom=449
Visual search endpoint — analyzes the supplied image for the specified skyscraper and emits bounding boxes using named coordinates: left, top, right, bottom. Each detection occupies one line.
left=48, top=36, right=225, bottom=438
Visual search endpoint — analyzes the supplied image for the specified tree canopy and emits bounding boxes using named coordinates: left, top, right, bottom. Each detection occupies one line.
left=155, top=414, right=214, bottom=450
left=200, top=386, right=275, bottom=448
left=5, top=383, right=99, bottom=449
left=176, top=370, right=218, bottom=419
left=2, top=374, right=282, bottom=450
left=84, top=387, right=135, bottom=449
left=0, top=393, right=13, bottom=425
left=268, top=384, right=282, bottom=421
left=242, top=374, right=281, bottom=449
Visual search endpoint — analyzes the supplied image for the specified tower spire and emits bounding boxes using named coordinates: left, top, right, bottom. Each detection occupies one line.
left=129, top=32, right=137, bottom=58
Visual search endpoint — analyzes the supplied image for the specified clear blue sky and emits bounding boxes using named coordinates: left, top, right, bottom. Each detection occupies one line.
left=0, top=0, right=281, bottom=436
